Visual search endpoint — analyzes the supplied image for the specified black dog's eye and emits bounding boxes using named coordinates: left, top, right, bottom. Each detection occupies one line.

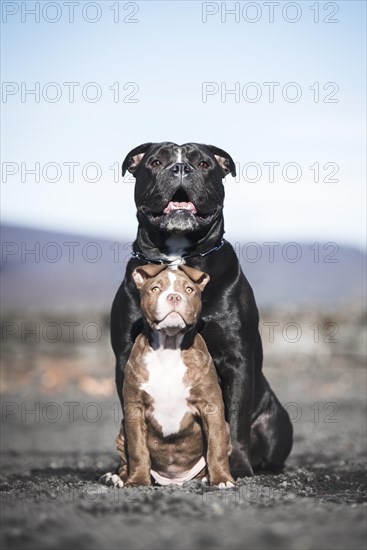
left=199, top=161, right=210, bottom=169
left=151, top=159, right=161, bottom=168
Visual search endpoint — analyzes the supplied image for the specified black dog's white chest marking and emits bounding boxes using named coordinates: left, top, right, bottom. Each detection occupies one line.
left=165, top=236, right=190, bottom=261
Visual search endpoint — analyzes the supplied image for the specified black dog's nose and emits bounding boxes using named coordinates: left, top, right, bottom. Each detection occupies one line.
left=170, top=163, right=193, bottom=177
left=167, top=293, right=182, bottom=305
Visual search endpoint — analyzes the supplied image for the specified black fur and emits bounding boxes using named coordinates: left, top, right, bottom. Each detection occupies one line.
left=111, top=142, right=293, bottom=477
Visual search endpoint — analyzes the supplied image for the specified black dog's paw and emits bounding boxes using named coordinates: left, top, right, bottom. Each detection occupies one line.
left=229, top=449, right=254, bottom=479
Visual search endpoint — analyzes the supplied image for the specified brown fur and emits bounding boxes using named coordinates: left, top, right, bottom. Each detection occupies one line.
left=114, top=265, right=235, bottom=487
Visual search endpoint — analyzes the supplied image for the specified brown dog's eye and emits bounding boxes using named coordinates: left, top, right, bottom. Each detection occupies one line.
left=151, top=286, right=160, bottom=293
left=151, top=160, right=161, bottom=168
left=186, top=287, right=194, bottom=294
left=199, top=161, right=209, bottom=169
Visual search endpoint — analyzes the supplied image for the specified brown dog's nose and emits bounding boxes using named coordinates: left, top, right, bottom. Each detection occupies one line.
left=167, top=293, right=182, bottom=305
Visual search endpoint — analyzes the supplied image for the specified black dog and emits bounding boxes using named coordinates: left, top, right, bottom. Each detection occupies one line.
left=110, top=142, right=292, bottom=479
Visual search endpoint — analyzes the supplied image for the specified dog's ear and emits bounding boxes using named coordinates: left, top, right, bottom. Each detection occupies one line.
left=206, top=145, right=236, bottom=177
left=122, top=143, right=152, bottom=176
left=132, top=264, right=167, bottom=289
left=177, top=265, right=210, bottom=292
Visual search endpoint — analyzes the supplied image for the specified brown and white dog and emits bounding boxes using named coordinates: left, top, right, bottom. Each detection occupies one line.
left=101, top=264, right=235, bottom=488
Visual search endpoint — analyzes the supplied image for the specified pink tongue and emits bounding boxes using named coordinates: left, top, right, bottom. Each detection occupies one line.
left=163, top=202, right=197, bottom=214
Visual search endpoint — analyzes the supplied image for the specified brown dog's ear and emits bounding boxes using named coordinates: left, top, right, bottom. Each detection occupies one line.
left=206, top=145, right=236, bottom=177
left=177, top=265, right=210, bottom=292
left=122, top=143, right=152, bottom=176
left=132, top=264, right=167, bottom=289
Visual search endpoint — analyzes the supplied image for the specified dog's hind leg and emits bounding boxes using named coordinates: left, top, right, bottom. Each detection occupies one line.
left=99, top=421, right=128, bottom=488
left=250, top=391, right=293, bottom=472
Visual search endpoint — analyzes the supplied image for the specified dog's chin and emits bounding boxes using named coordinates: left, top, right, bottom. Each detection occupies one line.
left=160, top=210, right=200, bottom=234
left=154, top=312, right=187, bottom=335
left=140, top=208, right=220, bottom=235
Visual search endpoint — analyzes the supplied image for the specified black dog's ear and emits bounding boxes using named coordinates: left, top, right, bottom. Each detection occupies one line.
left=122, top=143, right=152, bottom=176
left=206, top=145, right=236, bottom=177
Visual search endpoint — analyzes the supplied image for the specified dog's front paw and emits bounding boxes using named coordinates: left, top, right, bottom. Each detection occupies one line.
left=124, top=471, right=152, bottom=487
left=210, top=474, right=236, bottom=488
left=98, top=472, right=124, bottom=488
left=124, top=475, right=151, bottom=487
left=229, top=448, right=254, bottom=478
left=216, top=479, right=236, bottom=489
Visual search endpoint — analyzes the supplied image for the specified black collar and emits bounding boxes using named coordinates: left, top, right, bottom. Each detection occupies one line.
left=131, top=239, right=224, bottom=267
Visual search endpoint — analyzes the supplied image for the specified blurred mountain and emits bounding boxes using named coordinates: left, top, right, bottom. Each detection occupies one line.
left=1, top=224, right=365, bottom=312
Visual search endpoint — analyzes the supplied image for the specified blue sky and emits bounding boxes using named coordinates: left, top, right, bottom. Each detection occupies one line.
left=1, top=0, right=366, bottom=249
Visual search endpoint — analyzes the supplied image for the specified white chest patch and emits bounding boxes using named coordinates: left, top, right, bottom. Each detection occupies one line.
left=165, top=236, right=190, bottom=261
left=141, top=347, right=191, bottom=437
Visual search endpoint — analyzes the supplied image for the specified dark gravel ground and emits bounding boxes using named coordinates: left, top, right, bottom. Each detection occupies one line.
left=1, top=312, right=366, bottom=550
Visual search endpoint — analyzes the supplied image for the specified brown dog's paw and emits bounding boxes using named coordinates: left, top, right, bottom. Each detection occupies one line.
left=124, top=481, right=151, bottom=487
left=124, top=476, right=151, bottom=487
left=98, top=472, right=124, bottom=488
left=210, top=475, right=236, bottom=488
left=216, top=479, right=236, bottom=489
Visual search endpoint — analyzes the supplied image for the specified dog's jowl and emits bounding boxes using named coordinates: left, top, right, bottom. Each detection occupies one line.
left=105, top=142, right=293, bottom=483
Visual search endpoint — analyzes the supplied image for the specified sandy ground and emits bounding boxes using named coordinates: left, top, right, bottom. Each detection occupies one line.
left=1, top=311, right=366, bottom=550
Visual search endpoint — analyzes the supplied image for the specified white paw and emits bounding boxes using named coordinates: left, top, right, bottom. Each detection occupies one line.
left=201, top=476, right=208, bottom=484
left=217, top=480, right=235, bottom=489
left=98, top=472, right=124, bottom=488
